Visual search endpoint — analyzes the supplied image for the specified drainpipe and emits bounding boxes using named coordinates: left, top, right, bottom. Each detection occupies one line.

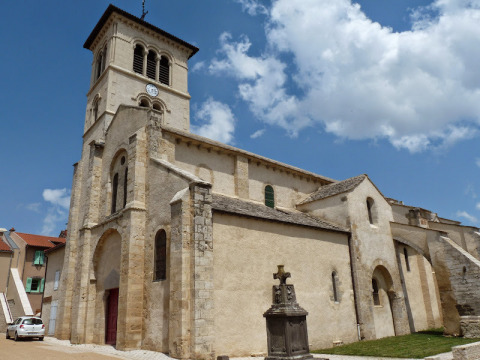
left=347, top=234, right=362, bottom=340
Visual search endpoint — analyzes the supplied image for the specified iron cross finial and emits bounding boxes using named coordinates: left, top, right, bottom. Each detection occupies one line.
left=141, top=0, right=149, bottom=20
left=273, top=265, right=291, bottom=285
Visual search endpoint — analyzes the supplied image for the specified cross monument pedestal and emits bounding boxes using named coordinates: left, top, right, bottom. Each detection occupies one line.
left=263, top=265, right=313, bottom=360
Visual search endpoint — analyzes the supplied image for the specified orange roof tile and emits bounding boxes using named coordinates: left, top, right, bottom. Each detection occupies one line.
left=0, top=240, right=12, bottom=252
left=14, top=232, right=66, bottom=248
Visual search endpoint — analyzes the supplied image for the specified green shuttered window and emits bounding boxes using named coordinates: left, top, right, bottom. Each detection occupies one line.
left=33, top=250, right=44, bottom=265
left=25, top=277, right=44, bottom=293
left=265, top=185, right=274, bottom=208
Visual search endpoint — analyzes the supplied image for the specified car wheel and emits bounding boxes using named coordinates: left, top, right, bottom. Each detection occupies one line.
left=6, top=330, right=10, bottom=339
left=14, top=331, right=19, bottom=341
left=39, top=336, right=44, bottom=341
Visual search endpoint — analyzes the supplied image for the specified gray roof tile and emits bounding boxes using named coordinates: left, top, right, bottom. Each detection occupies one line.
left=298, top=174, right=366, bottom=205
left=212, top=194, right=348, bottom=233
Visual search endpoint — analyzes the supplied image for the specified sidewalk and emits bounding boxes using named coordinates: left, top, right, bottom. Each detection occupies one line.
left=37, top=337, right=454, bottom=360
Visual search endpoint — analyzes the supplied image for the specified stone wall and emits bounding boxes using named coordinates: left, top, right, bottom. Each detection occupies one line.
left=452, top=341, right=480, bottom=360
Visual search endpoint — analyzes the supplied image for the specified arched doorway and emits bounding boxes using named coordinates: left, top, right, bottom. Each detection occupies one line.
left=371, top=266, right=395, bottom=339
left=93, top=229, right=122, bottom=345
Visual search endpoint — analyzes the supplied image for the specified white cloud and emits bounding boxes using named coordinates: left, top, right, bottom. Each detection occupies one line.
left=41, top=207, right=67, bottom=236
left=192, top=98, right=236, bottom=144
left=26, top=203, right=41, bottom=213
left=476, top=158, right=480, bottom=167
left=456, top=210, right=478, bottom=224
left=476, top=203, right=480, bottom=210
left=234, top=0, right=268, bottom=15
left=191, top=61, right=205, bottom=72
left=250, top=129, right=266, bottom=138
left=465, top=184, right=477, bottom=199
left=43, top=188, right=70, bottom=209
left=41, top=188, right=70, bottom=236
left=209, top=0, right=480, bottom=152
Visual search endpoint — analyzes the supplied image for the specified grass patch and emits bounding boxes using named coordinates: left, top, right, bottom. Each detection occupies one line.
left=313, top=329, right=480, bottom=358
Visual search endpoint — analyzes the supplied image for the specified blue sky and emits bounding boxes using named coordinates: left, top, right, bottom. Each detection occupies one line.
left=0, top=0, right=479, bottom=236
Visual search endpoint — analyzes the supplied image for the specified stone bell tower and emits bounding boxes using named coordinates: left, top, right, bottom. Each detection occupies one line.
left=55, top=5, right=198, bottom=348
left=82, top=4, right=198, bottom=135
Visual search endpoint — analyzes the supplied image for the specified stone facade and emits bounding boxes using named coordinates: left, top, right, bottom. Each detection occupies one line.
left=55, top=5, right=480, bottom=360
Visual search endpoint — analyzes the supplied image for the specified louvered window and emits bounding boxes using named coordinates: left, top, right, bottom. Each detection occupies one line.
left=147, top=51, right=156, bottom=79
left=133, top=45, right=144, bottom=74
left=101, top=46, right=107, bottom=73
left=159, top=56, right=169, bottom=85
left=265, top=185, right=274, bottom=208
left=95, top=46, right=107, bottom=81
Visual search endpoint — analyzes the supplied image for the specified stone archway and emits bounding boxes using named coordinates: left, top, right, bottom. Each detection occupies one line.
left=371, top=265, right=396, bottom=339
left=92, top=229, right=122, bottom=345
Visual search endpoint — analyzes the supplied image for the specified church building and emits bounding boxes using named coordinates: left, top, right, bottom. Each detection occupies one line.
left=55, top=5, right=480, bottom=359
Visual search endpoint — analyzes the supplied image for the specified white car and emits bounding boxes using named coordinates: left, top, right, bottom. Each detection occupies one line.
left=6, top=316, right=45, bottom=341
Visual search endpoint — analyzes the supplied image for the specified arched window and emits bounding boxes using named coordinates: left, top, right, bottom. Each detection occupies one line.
left=93, top=100, right=99, bottom=121
left=265, top=185, right=274, bottom=208
left=101, top=46, right=107, bottom=73
left=139, top=98, right=149, bottom=107
left=332, top=271, right=339, bottom=302
left=159, top=56, right=170, bottom=85
left=133, top=44, right=144, bottom=74
left=123, top=167, right=128, bottom=208
left=111, top=173, right=118, bottom=214
left=403, top=247, right=410, bottom=272
left=372, top=278, right=380, bottom=305
left=95, top=45, right=107, bottom=81
left=152, top=102, right=162, bottom=111
left=154, top=230, right=167, bottom=281
left=367, top=197, right=375, bottom=224
left=147, top=50, right=156, bottom=79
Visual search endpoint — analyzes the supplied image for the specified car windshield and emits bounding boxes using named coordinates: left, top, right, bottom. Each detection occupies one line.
left=22, top=318, right=43, bottom=325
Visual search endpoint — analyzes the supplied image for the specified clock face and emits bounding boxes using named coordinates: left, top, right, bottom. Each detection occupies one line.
left=146, top=83, right=158, bottom=97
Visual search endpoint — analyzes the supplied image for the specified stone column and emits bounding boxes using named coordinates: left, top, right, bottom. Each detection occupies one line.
left=168, top=183, right=215, bottom=360
left=348, top=234, right=375, bottom=340
left=116, top=208, right=146, bottom=349
left=55, top=162, right=81, bottom=340
left=169, top=188, right=193, bottom=359
left=116, top=129, right=147, bottom=350
left=191, top=184, right=214, bottom=360
left=70, top=141, right=104, bottom=344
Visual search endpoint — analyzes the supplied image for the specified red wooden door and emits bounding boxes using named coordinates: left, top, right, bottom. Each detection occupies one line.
left=105, top=288, right=119, bottom=345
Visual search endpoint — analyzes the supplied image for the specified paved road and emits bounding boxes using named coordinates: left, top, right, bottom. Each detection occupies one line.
left=0, top=336, right=121, bottom=360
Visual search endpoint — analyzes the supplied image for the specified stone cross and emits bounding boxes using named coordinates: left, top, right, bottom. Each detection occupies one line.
left=273, top=265, right=291, bottom=285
